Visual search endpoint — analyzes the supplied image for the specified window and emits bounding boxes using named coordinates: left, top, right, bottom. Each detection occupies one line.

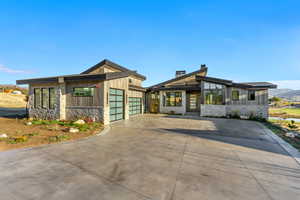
left=42, top=88, right=49, bottom=109
left=34, top=88, right=41, bottom=108
left=34, top=88, right=55, bottom=109
left=49, top=88, right=56, bottom=109
left=73, top=87, right=94, bottom=97
left=129, top=78, right=132, bottom=84
left=248, top=90, right=256, bottom=101
left=165, top=92, right=182, bottom=106
left=232, top=90, right=239, bottom=101
left=204, top=82, right=224, bottom=105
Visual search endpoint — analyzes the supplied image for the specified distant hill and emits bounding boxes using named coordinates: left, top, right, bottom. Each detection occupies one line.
left=0, top=84, right=28, bottom=95
left=269, top=89, right=300, bottom=101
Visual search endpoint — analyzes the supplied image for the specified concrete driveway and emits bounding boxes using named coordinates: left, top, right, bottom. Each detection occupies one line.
left=0, top=114, right=299, bottom=200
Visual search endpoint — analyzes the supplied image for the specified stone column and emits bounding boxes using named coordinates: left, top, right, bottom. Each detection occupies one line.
left=58, top=78, right=66, bottom=120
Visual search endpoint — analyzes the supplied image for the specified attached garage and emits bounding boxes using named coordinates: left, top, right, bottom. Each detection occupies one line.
left=129, top=97, right=142, bottom=115
left=109, top=88, right=124, bottom=122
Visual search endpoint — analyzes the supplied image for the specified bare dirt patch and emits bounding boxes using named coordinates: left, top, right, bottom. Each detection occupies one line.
left=0, top=117, right=103, bottom=152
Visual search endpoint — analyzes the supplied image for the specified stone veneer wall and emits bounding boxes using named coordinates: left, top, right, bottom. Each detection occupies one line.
left=28, top=84, right=61, bottom=120
left=226, top=105, right=269, bottom=119
left=200, top=105, right=226, bottom=117
left=66, top=107, right=104, bottom=121
left=200, top=104, right=269, bottom=119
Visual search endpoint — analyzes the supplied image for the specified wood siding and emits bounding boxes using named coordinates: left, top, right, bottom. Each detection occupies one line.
left=227, top=87, right=268, bottom=105
left=87, top=64, right=122, bottom=74
left=129, top=76, right=142, bottom=87
left=66, top=81, right=104, bottom=107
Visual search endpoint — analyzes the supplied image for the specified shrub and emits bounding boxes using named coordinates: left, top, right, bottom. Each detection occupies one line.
left=7, top=136, right=28, bottom=144
left=23, top=132, right=39, bottom=137
left=288, top=120, right=298, bottom=130
left=48, top=135, right=70, bottom=143
left=229, top=110, right=240, bottom=119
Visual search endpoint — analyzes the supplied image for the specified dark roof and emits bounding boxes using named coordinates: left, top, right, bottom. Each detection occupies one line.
left=149, top=84, right=201, bottom=91
left=148, top=74, right=277, bottom=91
left=16, top=71, right=133, bottom=85
left=196, top=76, right=277, bottom=89
left=81, top=59, right=146, bottom=80
left=149, top=67, right=208, bottom=89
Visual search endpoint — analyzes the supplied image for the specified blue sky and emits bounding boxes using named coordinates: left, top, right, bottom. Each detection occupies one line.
left=0, top=0, right=300, bottom=89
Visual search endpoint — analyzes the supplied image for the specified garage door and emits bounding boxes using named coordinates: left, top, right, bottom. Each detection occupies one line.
left=129, top=97, right=142, bottom=115
left=109, top=88, right=124, bottom=122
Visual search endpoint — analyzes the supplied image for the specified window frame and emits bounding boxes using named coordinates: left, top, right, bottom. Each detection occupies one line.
left=49, top=88, right=56, bottom=109
left=203, top=82, right=225, bottom=105
left=165, top=91, right=182, bottom=107
left=248, top=90, right=256, bottom=101
left=72, top=87, right=95, bottom=97
left=41, top=88, right=49, bottom=109
left=232, top=90, right=240, bottom=101
left=34, top=88, right=41, bottom=108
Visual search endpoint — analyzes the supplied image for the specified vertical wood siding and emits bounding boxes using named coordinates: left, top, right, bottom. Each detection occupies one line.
left=66, top=81, right=103, bottom=107
left=228, top=87, right=268, bottom=105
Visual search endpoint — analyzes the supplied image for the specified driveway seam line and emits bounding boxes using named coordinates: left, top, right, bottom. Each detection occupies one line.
left=47, top=153, right=155, bottom=200
left=232, top=149, right=275, bottom=200
left=168, top=135, right=189, bottom=200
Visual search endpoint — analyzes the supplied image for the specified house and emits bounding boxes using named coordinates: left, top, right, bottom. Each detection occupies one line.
left=146, top=65, right=277, bottom=119
left=16, top=59, right=146, bottom=125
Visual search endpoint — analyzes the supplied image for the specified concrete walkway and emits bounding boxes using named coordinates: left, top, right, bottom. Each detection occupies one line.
left=0, top=114, right=299, bottom=200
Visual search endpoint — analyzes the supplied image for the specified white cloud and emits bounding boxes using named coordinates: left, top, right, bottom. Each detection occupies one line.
left=0, top=64, right=32, bottom=74
left=270, top=80, right=300, bottom=90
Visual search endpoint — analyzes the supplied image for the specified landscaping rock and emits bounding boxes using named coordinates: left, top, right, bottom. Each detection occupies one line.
left=26, top=121, right=32, bottom=126
left=69, top=127, right=79, bottom=133
left=74, top=119, right=85, bottom=125
left=285, top=132, right=296, bottom=138
left=0, top=134, right=8, bottom=138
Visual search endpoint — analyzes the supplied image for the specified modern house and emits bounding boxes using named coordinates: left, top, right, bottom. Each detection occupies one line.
left=17, top=59, right=146, bottom=125
left=146, top=65, right=277, bottom=119
left=17, top=59, right=277, bottom=124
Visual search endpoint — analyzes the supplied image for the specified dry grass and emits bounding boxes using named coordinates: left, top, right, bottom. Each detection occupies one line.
left=0, top=93, right=27, bottom=108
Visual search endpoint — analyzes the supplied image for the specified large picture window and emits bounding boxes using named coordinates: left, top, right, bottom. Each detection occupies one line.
left=49, top=88, right=56, bottom=109
left=42, top=88, right=49, bottom=109
left=248, top=90, right=256, bottom=101
left=165, top=92, right=182, bottom=106
left=34, top=88, right=41, bottom=108
left=204, top=82, right=224, bottom=105
left=73, top=87, right=94, bottom=97
left=232, top=90, right=240, bottom=101
left=34, top=88, right=55, bottom=109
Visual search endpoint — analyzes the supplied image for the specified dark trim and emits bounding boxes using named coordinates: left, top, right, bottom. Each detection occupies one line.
left=196, top=76, right=277, bottom=89
left=149, top=67, right=207, bottom=89
left=81, top=59, right=146, bottom=80
left=16, top=71, right=137, bottom=85
left=196, top=76, right=233, bottom=85
left=148, top=84, right=201, bottom=92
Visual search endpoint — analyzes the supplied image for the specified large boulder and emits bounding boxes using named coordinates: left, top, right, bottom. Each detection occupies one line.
left=69, top=127, right=79, bottom=133
left=0, top=134, right=8, bottom=138
left=74, top=119, right=85, bottom=125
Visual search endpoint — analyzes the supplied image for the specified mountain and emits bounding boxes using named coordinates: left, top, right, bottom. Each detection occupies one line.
left=269, top=89, right=300, bottom=101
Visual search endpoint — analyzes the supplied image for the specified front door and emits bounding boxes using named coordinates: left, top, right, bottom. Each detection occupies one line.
left=149, top=92, right=160, bottom=113
left=186, top=92, right=200, bottom=112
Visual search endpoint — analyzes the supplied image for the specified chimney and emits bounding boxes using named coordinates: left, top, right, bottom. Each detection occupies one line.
left=175, top=70, right=186, bottom=78
left=201, top=64, right=206, bottom=69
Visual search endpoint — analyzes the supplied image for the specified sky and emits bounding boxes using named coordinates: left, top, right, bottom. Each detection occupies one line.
left=0, top=0, right=300, bottom=89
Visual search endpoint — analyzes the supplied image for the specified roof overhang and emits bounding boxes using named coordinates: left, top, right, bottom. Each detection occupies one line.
left=16, top=71, right=133, bottom=85
left=81, top=59, right=146, bottom=80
